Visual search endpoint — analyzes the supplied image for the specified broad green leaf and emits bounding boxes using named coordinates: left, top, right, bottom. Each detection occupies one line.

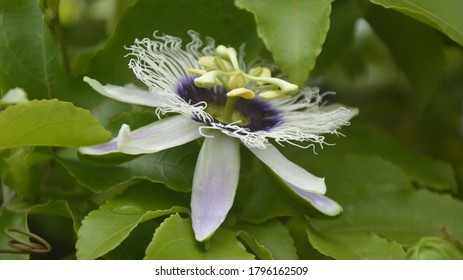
left=370, top=0, right=463, bottom=47
left=56, top=142, right=198, bottom=192
left=144, top=213, right=255, bottom=260
left=76, top=183, right=188, bottom=260
left=236, top=231, right=272, bottom=260
left=2, top=147, right=51, bottom=201
left=0, top=0, right=57, bottom=99
left=0, top=208, right=29, bottom=260
left=0, top=0, right=102, bottom=108
left=366, top=5, right=444, bottom=109
left=235, top=0, right=332, bottom=86
left=28, top=200, right=79, bottom=233
left=306, top=226, right=406, bottom=260
left=286, top=216, right=331, bottom=260
left=88, top=0, right=262, bottom=84
left=312, top=0, right=362, bottom=75
left=305, top=155, right=463, bottom=259
left=406, top=237, right=463, bottom=260
left=0, top=100, right=111, bottom=149
left=287, top=125, right=457, bottom=192
left=103, top=220, right=159, bottom=260
left=238, top=220, right=298, bottom=260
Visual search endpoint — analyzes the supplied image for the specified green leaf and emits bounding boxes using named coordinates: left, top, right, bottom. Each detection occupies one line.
left=0, top=0, right=58, bottom=99
left=88, top=0, right=262, bottom=84
left=238, top=220, right=298, bottom=260
left=236, top=231, right=272, bottom=260
left=370, top=0, right=463, bottom=47
left=0, top=0, right=103, bottom=108
left=235, top=0, right=332, bottom=86
left=28, top=200, right=79, bottom=233
left=307, top=226, right=406, bottom=260
left=406, top=237, right=463, bottom=260
left=366, top=5, right=444, bottom=109
left=286, top=216, right=331, bottom=260
left=103, top=220, right=159, bottom=260
left=290, top=125, right=457, bottom=192
left=312, top=0, right=362, bottom=75
left=144, top=213, right=255, bottom=260
left=56, top=142, right=198, bottom=193
left=2, top=147, right=51, bottom=201
left=76, top=182, right=189, bottom=260
left=0, top=208, right=29, bottom=260
left=0, top=99, right=111, bottom=149
left=305, top=155, right=463, bottom=259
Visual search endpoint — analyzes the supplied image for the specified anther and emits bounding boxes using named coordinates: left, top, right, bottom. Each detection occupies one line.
left=227, top=88, right=255, bottom=99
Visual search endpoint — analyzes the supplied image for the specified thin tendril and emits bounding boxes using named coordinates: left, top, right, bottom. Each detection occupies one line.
left=0, top=228, right=51, bottom=255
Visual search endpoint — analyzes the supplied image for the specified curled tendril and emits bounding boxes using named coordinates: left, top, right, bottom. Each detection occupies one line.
left=0, top=228, right=51, bottom=255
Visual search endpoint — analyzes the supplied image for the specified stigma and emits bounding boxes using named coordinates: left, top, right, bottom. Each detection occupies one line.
left=188, top=45, right=299, bottom=99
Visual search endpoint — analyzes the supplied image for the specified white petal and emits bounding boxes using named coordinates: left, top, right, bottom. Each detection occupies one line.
left=117, top=115, right=202, bottom=155
left=249, top=144, right=326, bottom=194
left=287, top=183, right=342, bottom=216
left=1, top=88, right=29, bottom=104
left=78, top=139, right=119, bottom=155
left=191, top=132, right=240, bottom=241
left=83, top=76, right=163, bottom=108
left=79, top=115, right=202, bottom=155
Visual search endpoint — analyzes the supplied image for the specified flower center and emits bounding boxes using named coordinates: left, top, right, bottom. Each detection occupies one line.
left=176, top=44, right=299, bottom=132
left=175, top=77, right=281, bottom=132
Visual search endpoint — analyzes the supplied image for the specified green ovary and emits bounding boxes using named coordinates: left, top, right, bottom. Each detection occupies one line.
left=205, top=104, right=250, bottom=126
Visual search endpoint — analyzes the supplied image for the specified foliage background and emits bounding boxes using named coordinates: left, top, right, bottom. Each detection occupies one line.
left=1, top=0, right=463, bottom=259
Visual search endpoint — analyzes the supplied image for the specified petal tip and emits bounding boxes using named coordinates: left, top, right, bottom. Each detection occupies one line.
left=309, top=193, right=343, bottom=216
left=192, top=215, right=220, bottom=242
left=286, top=182, right=342, bottom=216
left=193, top=228, right=214, bottom=242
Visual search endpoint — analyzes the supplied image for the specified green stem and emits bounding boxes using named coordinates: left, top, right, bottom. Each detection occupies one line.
left=222, top=96, right=239, bottom=123
left=53, top=23, right=71, bottom=75
left=44, top=0, right=71, bottom=75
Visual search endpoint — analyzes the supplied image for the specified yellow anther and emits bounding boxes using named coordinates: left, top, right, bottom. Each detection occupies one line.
left=197, top=56, right=218, bottom=69
left=259, top=90, right=287, bottom=99
left=188, top=68, right=207, bottom=76
left=243, top=72, right=299, bottom=96
left=194, top=71, right=220, bottom=88
left=257, top=77, right=299, bottom=95
left=278, top=80, right=299, bottom=95
left=227, top=88, right=255, bottom=99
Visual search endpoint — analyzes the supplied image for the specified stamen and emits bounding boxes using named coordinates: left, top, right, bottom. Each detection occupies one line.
left=188, top=68, right=207, bottom=76
left=248, top=66, right=272, bottom=84
left=259, top=90, right=287, bottom=99
left=227, top=88, right=255, bottom=99
left=197, top=56, right=218, bottom=69
left=214, top=56, right=234, bottom=72
left=194, top=71, right=222, bottom=87
left=228, top=74, right=246, bottom=89
left=216, top=45, right=240, bottom=71
left=243, top=74, right=299, bottom=96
